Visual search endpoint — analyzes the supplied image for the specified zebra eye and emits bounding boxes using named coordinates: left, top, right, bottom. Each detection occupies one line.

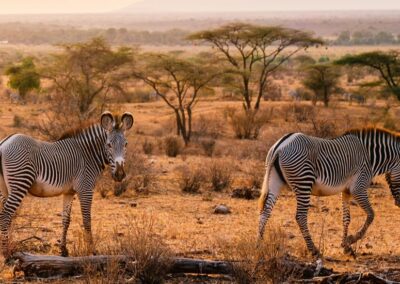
left=125, top=142, right=128, bottom=147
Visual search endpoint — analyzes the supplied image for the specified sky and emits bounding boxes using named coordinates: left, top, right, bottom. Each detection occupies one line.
left=0, top=0, right=400, bottom=14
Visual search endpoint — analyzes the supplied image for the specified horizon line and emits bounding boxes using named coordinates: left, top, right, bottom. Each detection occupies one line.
left=0, top=9, right=400, bottom=16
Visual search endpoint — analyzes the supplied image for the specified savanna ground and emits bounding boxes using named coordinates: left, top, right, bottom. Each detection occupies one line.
left=0, top=45, right=400, bottom=282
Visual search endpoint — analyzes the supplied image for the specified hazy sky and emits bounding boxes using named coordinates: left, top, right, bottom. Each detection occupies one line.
left=1, top=0, right=400, bottom=14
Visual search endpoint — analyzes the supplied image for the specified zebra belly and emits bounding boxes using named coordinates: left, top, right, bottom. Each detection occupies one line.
left=29, top=181, right=73, bottom=197
left=311, top=180, right=349, bottom=196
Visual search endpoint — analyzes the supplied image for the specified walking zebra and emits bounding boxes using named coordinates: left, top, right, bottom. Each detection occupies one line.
left=0, top=111, right=134, bottom=259
left=258, top=128, right=400, bottom=257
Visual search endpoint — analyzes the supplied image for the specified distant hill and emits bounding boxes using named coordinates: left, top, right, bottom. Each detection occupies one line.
left=121, top=0, right=277, bottom=13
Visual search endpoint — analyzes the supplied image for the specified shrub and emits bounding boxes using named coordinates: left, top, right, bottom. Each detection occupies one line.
left=163, top=136, right=182, bottom=157
left=224, top=107, right=273, bottom=139
left=193, top=113, right=225, bottom=139
left=142, top=139, right=154, bottom=155
left=311, top=118, right=339, bottom=139
left=280, top=104, right=316, bottom=123
left=12, top=115, right=23, bottom=128
left=81, top=214, right=173, bottom=283
left=207, top=160, right=232, bottom=192
left=178, top=165, right=205, bottom=194
left=219, top=224, right=292, bottom=283
left=111, top=150, right=154, bottom=197
left=199, top=138, right=216, bottom=157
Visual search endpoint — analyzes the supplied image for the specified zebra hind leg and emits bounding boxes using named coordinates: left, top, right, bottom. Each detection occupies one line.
left=295, top=188, right=320, bottom=257
left=341, top=191, right=355, bottom=257
left=346, top=187, right=374, bottom=246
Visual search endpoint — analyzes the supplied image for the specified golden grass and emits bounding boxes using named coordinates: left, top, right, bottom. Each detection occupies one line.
left=1, top=89, right=400, bottom=282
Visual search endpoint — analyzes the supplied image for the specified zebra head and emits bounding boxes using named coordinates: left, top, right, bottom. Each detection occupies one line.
left=100, top=111, right=134, bottom=182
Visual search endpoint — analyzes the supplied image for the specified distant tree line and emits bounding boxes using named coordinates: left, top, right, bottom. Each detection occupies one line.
left=0, top=23, right=190, bottom=45
left=332, top=30, right=400, bottom=45
left=1, top=23, right=400, bottom=46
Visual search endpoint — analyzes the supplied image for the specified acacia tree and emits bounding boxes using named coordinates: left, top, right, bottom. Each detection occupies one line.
left=132, top=52, right=217, bottom=145
left=188, top=23, right=323, bottom=112
left=41, top=37, right=132, bottom=119
left=302, top=64, right=341, bottom=107
left=335, top=51, right=400, bottom=99
left=5, top=57, right=40, bottom=101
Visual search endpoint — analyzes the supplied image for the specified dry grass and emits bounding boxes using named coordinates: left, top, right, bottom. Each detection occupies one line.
left=1, top=85, right=400, bottom=282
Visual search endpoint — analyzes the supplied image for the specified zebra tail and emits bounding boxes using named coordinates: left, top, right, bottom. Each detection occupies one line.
left=258, top=148, right=280, bottom=213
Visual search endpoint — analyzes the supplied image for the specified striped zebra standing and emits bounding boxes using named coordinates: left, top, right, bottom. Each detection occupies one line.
left=258, top=128, right=400, bottom=257
left=0, top=111, right=133, bottom=259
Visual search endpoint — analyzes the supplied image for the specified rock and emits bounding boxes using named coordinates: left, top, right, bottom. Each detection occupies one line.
left=214, top=205, right=231, bottom=215
left=129, top=202, right=137, bottom=208
left=365, top=243, right=373, bottom=249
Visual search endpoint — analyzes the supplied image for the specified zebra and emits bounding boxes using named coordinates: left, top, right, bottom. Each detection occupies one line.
left=0, top=111, right=134, bottom=259
left=258, top=128, right=400, bottom=257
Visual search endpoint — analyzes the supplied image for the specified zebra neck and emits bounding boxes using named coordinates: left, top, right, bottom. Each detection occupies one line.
left=73, top=125, right=108, bottom=172
left=355, top=131, right=400, bottom=176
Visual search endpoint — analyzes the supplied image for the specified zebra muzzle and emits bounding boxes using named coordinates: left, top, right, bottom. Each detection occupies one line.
left=113, top=162, right=126, bottom=182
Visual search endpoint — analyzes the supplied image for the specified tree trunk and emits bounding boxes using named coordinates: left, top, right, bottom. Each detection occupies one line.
left=323, top=87, right=329, bottom=107
left=186, top=107, right=192, bottom=145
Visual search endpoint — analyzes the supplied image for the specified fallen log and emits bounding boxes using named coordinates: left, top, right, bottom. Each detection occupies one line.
left=12, top=252, right=234, bottom=279
left=12, top=252, right=339, bottom=281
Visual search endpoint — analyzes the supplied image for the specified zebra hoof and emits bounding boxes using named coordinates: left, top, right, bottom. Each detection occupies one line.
left=60, top=247, right=69, bottom=257
left=343, top=246, right=356, bottom=258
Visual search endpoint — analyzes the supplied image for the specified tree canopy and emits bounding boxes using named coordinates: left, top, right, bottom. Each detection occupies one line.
left=132, top=52, right=218, bottom=144
left=5, top=57, right=40, bottom=100
left=302, top=63, right=341, bottom=107
left=188, top=22, right=323, bottom=112
left=41, top=37, right=132, bottom=118
left=335, top=51, right=400, bottom=99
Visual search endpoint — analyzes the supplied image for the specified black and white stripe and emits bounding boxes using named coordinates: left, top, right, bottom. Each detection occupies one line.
left=0, top=111, right=133, bottom=259
left=258, top=128, right=400, bottom=257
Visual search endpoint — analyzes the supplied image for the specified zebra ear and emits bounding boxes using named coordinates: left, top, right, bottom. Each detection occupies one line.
left=101, top=111, right=115, bottom=132
left=121, top=112, right=134, bottom=131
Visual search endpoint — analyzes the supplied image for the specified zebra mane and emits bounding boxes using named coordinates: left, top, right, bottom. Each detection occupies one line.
left=57, top=115, right=122, bottom=141
left=58, top=123, right=97, bottom=141
left=344, top=127, right=400, bottom=139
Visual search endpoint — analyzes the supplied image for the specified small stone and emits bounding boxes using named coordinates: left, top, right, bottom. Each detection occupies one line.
left=130, top=202, right=137, bottom=208
left=214, top=204, right=231, bottom=215
left=365, top=243, right=373, bottom=249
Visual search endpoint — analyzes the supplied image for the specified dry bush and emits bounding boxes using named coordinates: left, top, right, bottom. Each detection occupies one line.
left=114, top=150, right=154, bottom=196
left=243, top=161, right=265, bottom=189
left=192, top=113, right=225, bottom=139
left=178, top=165, right=205, bottom=194
left=206, top=159, right=232, bottom=192
left=12, top=114, right=24, bottom=128
left=310, top=118, right=340, bottom=138
left=280, top=103, right=316, bottom=123
left=224, top=107, right=273, bottom=140
left=199, top=138, right=216, bottom=157
left=77, top=214, right=173, bottom=283
left=142, top=139, right=154, bottom=155
left=163, top=135, right=182, bottom=157
left=219, top=224, right=295, bottom=283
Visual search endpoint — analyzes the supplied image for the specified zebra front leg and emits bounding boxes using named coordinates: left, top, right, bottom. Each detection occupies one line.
left=0, top=190, right=28, bottom=260
left=341, top=191, right=355, bottom=256
left=346, top=188, right=374, bottom=245
left=295, top=189, right=320, bottom=257
left=60, top=193, right=75, bottom=257
left=78, top=192, right=95, bottom=255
